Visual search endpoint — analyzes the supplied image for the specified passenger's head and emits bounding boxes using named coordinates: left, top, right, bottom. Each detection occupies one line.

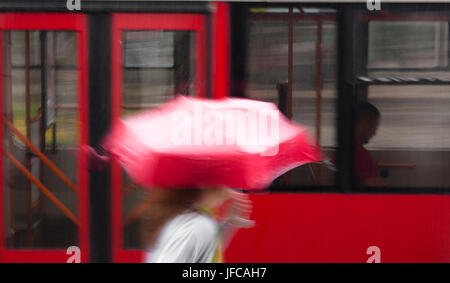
left=355, top=103, right=380, bottom=145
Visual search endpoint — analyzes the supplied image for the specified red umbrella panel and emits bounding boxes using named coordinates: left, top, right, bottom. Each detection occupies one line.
left=103, top=95, right=324, bottom=191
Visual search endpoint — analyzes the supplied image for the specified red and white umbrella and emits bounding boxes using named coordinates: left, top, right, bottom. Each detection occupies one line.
left=103, top=95, right=324, bottom=191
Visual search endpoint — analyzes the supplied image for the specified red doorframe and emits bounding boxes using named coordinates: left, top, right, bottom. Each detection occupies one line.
left=211, top=2, right=230, bottom=99
left=110, top=12, right=208, bottom=263
left=0, top=13, right=89, bottom=263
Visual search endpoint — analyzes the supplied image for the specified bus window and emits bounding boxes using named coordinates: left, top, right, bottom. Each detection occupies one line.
left=243, top=7, right=337, bottom=187
left=3, top=30, right=80, bottom=249
left=364, top=85, right=450, bottom=188
left=355, top=16, right=450, bottom=189
left=122, top=31, right=196, bottom=117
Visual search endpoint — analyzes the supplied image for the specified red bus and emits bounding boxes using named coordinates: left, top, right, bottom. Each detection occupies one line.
left=0, top=1, right=449, bottom=263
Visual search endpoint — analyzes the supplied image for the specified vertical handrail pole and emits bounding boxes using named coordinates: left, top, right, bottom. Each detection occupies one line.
left=315, top=20, right=323, bottom=149
left=4, top=31, right=15, bottom=245
left=314, top=20, right=323, bottom=186
left=285, top=7, right=294, bottom=185
left=25, top=31, right=34, bottom=246
left=288, top=7, right=293, bottom=120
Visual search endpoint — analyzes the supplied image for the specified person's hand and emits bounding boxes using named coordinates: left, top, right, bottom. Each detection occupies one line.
left=80, top=145, right=111, bottom=171
left=196, top=185, right=255, bottom=228
left=224, top=189, right=254, bottom=228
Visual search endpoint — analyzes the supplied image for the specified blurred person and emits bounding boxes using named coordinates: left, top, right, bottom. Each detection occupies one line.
left=81, top=145, right=253, bottom=262
left=141, top=187, right=253, bottom=263
left=354, top=103, right=386, bottom=187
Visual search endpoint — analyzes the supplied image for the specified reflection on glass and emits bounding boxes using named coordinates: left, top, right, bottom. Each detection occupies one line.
left=368, top=85, right=450, bottom=149
left=247, top=18, right=337, bottom=148
left=122, top=173, right=154, bottom=249
left=292, top=21, right=337, bottom=148
left=122, top=31, right=196, bottom=116
left=361, top=17, right=450, bottom=189
left=247, top=20, right=288, bottom=105
left=3, top=31, right=79, bottom=248
left=124, top=31, right=174, bottom=68
left=368, top=21, right=448, bottom=69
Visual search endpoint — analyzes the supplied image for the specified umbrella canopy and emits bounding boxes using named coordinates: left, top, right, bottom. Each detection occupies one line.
left=103, top=95, right=324, bottom=191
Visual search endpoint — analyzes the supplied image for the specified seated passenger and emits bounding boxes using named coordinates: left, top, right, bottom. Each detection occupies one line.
left=354, top=103, right=386, bottom=187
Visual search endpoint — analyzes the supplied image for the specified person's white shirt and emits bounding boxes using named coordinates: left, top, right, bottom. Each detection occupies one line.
left=145, top=211, right=220, bottom=263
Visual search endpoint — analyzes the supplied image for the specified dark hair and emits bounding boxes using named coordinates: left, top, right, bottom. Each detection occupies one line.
left=140, top=188, right=203, bottom=248
left=356, top=103, right=380, bottom=122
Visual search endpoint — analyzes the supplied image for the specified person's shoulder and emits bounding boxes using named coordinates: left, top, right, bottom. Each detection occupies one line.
left=355, top=144, right=366, bottom=152
left=187, top=212, right=218, bottom=230
left=355, top=144, right=372, bottom=158
left=181, top=212, right=219, bottom=236
left=146, top=212, right=218, bottom=263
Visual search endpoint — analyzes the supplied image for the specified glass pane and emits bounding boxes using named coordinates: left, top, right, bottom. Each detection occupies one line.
left=368, top=21, right=448, bottom=69
left=123, top=68, right=173, bottom=113
left=50, top=69, right=78, bottom=147
left=355, top=85, right=450, bottom=188
left=124, top=31, right=174, bottom=68
left=122, top=172, right=153, bottom=250
left=368, top=85, right=450, bottom=149
left=245, top=12, right=337, bottom=187
left=247, top=20, right=288, bottom=105
left=3, top=31, right=79, bottom=249
left=292, top=21, right=337, bottom=148
left=292, top=20, right=318, bottom=141
left=320, top=22, right=337, bottom=148
left=122, top=31, right=196, bottom=116
left=11, top=31, right=41, bottom=67
left=122, top=30, right=197, bottom=249
left=55, top=32, right=77, bottom=66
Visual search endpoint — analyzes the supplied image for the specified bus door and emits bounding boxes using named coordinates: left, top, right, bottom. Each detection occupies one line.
left=110, top=12, right=207, bottom=262
left=0, top=13, right=89, bottom=262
